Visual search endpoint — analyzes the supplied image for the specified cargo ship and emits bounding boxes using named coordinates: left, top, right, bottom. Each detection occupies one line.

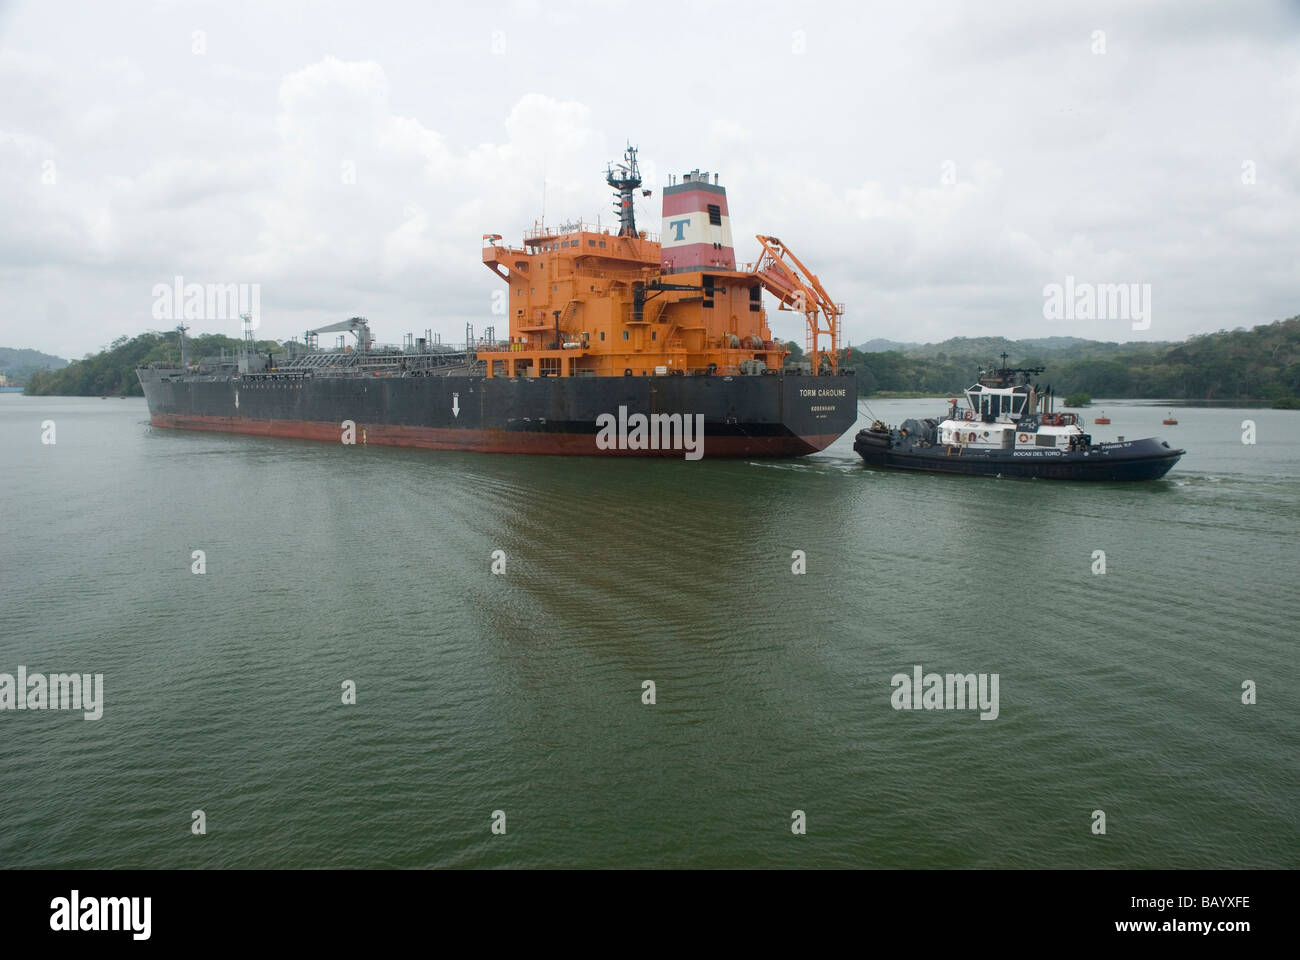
left=138, top=147, right=857, bottom=457
left=853, top=359, right=1184, bottom=480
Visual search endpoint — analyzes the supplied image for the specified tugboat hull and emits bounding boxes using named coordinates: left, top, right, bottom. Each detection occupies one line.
left=854, top=433, right=1184, bottom=481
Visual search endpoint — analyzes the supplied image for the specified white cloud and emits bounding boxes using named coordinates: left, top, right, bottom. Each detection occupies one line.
left=0, top=0, right=1297, bottom=358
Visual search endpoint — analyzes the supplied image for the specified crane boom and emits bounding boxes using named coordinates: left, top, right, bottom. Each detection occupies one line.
left=304, top=317, right=373, bottom=352
left=751, top=235, right=843, bottom=375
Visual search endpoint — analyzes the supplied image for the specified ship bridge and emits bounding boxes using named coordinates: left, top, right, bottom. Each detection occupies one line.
left=965, top=382, right=1032, bottom=419
left=957, top=356, right=1046, bottom=421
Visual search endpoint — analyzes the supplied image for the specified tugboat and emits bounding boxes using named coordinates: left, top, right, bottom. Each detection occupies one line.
left=1162, top=412, right=1179, bottom=425
left=1094, top=411, right=1110, bottom=424
left=854, top=356, right=1184, bottom=480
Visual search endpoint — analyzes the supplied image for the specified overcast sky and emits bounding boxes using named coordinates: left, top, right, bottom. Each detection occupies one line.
left=2, top=0, right=1297, bottom=359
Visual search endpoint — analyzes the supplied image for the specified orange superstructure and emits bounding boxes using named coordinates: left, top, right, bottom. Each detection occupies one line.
left=479, top=147, right=841, bottom=380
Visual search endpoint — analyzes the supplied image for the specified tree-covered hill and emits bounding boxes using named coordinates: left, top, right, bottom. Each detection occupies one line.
left=24, top=331, right=281, bottom=397
left=20, top=315, right=1300, bottom=403
left=848, top=316, right=1300, bottom=401
left=0, top=347, right=68, bottom=385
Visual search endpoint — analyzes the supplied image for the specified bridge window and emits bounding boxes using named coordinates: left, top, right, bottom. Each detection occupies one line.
left=600, top=332, right=605, bottom=341
left=622, top=330, right=629, bottom=340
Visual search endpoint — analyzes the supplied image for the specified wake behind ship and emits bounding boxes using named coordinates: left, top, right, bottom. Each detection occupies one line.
left=139, top=147, right=857, bottom=457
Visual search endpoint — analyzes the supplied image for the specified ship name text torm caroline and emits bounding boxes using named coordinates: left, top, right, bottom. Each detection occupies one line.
left=138, top=145, right=858, bottom=457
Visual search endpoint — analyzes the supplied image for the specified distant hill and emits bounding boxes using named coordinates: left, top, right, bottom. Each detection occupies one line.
left=24, top=318, right=1300, bottom=403
left=853, top=334, right=1170, bottom=360
left=0, top=347, right=69, bottom=385
left=847, top=317, right=1300, bottom=401
left=853, top=338, right=914, bottom=353
left=24, top=331, right=280, bottom=397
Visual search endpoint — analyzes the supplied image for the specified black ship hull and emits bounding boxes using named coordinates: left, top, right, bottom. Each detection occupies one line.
left=139, top=369, right=857, bottom=458
left=854, top=431, right=1184, bottom=480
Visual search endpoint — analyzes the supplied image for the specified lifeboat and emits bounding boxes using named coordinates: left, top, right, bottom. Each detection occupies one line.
left=1162, top=412, right=1178, bottom=425
left=1094, top=411, right=1110, bottom=424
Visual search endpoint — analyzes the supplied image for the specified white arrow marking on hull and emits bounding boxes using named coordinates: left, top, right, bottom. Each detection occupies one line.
left=452, top=392, right=460, bottom=418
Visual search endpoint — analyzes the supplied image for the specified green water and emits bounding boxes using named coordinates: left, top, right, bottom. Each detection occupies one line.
left=1, top=394, right=1296, bottom=868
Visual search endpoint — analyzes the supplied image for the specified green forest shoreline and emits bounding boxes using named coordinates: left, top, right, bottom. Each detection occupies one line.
left=20, top=315, right=1300, bottom=406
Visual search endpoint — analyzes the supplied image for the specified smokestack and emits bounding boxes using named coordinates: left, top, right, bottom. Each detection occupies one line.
left=660, top=171, right=736, bottom=273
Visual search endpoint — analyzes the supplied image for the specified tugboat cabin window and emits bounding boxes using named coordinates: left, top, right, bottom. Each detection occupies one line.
left=1035, top=434, right=1056, bottom=447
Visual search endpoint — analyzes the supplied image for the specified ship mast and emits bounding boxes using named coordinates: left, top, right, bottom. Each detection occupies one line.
left=605, top=143, right=642, bottom=237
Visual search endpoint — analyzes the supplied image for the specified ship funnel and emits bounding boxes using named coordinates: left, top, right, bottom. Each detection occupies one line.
left=660, top=170, right=735, bottom=274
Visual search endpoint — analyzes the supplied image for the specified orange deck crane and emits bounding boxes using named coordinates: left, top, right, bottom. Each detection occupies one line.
left=752, top=235, right=843, bottom=375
